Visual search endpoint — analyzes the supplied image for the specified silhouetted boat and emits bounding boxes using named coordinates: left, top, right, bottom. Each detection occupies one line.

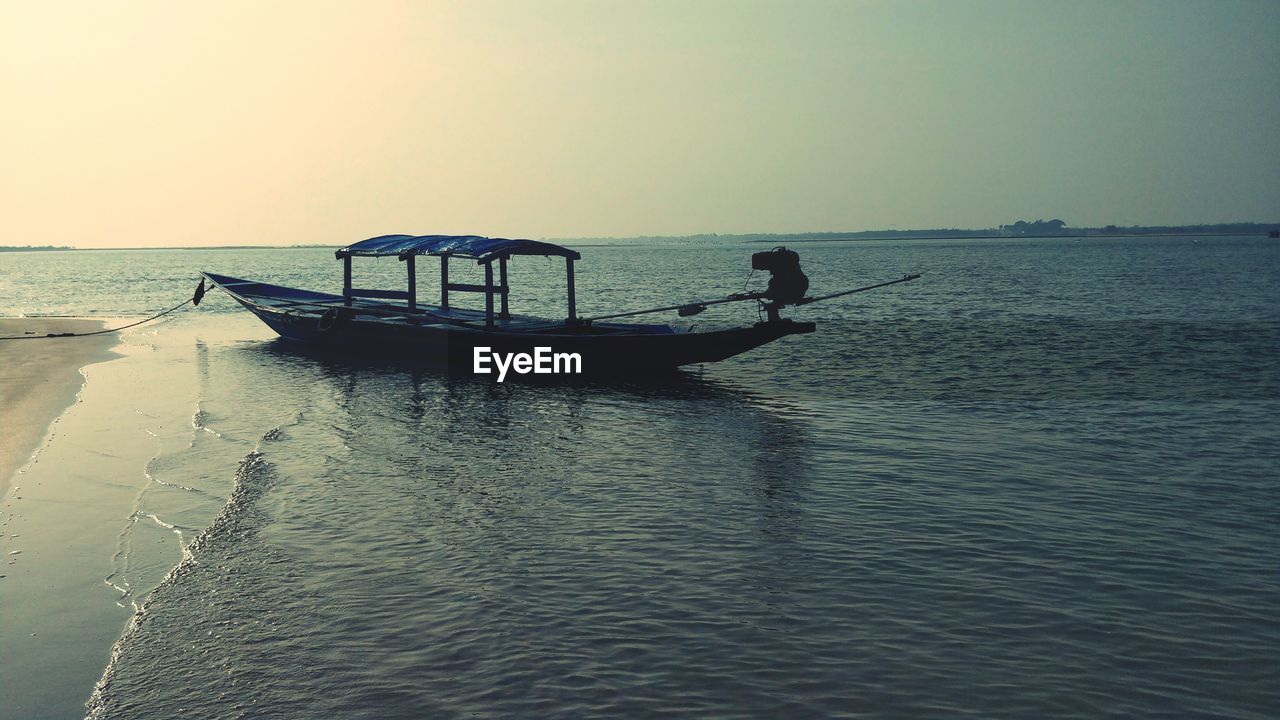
left=202, top=234, right=915, bottom=377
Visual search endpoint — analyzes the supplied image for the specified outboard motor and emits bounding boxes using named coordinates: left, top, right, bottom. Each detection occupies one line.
left=751, top=247, right=809, bottom=319
left=752, top=246, right=809, bottom=303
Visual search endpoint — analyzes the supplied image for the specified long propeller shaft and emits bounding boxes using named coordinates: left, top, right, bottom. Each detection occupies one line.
left=796, top=274, right=922, bottom=305
left=581, top=273, right=921, bottom=322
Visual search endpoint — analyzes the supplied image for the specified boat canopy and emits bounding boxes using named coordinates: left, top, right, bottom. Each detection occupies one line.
left=335, top=234, right=580, bottom=262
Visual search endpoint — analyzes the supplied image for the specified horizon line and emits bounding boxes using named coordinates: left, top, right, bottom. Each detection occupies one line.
left=3, top=220, right=1278, bottom=251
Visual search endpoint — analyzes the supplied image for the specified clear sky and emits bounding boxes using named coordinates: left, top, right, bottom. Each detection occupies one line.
left=3, top=0, right=1277, bottom=248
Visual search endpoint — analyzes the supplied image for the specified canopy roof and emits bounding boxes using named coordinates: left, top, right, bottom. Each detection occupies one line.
left=335, top=234, right=580, bottom=262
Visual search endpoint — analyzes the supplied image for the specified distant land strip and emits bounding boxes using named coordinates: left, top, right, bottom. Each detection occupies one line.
left=2, top=221, right=1277, bottom=251
left=0, top=245, right=73, bottom=252
left=0, top=244, right=330, bottom=252
left=563, top=221, right=1280, bottom=244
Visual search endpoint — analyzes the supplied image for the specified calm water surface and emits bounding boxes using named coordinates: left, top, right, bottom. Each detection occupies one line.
left=2, top=236, right=1277, bottom=718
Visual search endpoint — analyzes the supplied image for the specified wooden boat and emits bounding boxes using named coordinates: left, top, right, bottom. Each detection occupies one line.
left=202, top=234, right=915, bottom=377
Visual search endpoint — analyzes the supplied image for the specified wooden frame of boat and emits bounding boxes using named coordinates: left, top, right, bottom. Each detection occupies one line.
left=335, top=233, right=583, bottom=328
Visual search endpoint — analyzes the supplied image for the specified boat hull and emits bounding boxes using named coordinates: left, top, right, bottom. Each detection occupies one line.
left=203, top=273, right=814, bottom=377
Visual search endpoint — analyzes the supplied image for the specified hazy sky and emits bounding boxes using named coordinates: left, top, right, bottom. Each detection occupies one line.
left=3, top=0, right=1278, bottom=248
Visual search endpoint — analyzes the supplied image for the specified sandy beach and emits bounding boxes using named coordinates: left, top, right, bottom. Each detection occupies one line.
left=1, top=315, right=265, bottom=718
left=0, top=319, right=123, bottom=718
left=0, top=318, right=117, bottom=494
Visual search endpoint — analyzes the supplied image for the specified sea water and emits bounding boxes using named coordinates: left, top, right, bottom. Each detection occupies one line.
left=0, top=236, right=1276, bottom=718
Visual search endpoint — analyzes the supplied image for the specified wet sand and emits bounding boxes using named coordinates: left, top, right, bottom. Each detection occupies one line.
left=0, top=318, right=117, bottom=495
left=1, top=318, right=131, bottom=719
left=0, top=315, right=259, bottom=718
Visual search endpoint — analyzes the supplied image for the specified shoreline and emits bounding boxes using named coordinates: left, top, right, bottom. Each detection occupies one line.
left=1, top=318, right=125, bottom=718
left=1, top=314, right=268, bottom=718
left=0, top=318, right=118, bottom=497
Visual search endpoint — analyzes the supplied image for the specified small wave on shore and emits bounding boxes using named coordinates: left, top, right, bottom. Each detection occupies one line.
left=88, top=435, right=287, bottom=720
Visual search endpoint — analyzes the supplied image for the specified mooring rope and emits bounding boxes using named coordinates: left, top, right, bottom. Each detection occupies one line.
left=0, top=280, right=205, bottom=341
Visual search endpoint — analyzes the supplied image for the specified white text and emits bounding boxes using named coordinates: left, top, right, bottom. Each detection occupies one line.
left=473, top=346, right=582, bottom=381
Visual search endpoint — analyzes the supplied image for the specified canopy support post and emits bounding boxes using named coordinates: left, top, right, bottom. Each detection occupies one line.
left=484, top=262, right=495, bottom=328
left=499, top=257, right=510, bottom=319
left=566, top=258, right=577, bottom=323
left=405, top=254, right=416, bottom=311
left=343, top=256, right=352, bottom=306
left=440, top=255, right=449, bottom=311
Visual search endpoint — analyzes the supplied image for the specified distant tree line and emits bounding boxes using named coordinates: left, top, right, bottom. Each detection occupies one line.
left=562, top=221, right=1279, bottom=245
left=997, top=220, right=1279, bottom=237
left=1000, top=219, right=1066, bottom=236
left=1079, top=222, right=1279, bottom=236
left=0, top=245, right=74, bottom=252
